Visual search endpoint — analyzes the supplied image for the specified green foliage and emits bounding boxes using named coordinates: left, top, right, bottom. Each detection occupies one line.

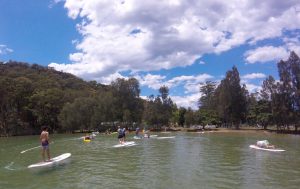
left=59, top=97, right=97, bottom=131
left=184, top=108, right=195, bottom=127
left=143, top=86, right=174, bottom=129
left=196, top=109, right=220, bottom=128
left=0, top=62, right=101, bottom=135
left=199, top=81, right=217, bottom=109
left=214, top=66, right=247, bottom=129
left=275, top=51, right=300, bottom=131
left=2, top=52, right=300, bottom=135
left=178, top=107, right=187, bottom=127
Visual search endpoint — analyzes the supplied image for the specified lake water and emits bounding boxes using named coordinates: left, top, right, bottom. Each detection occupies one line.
left=0, top=132, right=299, bottom=189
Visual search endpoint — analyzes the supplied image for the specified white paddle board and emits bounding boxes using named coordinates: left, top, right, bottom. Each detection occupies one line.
left=143, top=134, right=158, bottom=138
left=157, top=136, right=175, bottom=139
left=28, top=153, right=71, bottom=168
left=113, top=141, right=137, bottom=148
left=249, top=145, right=285, bottom=152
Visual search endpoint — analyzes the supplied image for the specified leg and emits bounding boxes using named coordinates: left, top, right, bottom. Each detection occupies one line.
left=46, top=148, right=51, bottom=161
left=42, top=148, right=46, bottom=162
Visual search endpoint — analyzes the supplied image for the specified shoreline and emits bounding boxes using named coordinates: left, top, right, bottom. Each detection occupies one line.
left=1, top=127, right=299, bottom=137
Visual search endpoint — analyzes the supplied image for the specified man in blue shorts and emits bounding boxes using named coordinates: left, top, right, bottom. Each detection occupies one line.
left=40, top=126, right=51, bottom=161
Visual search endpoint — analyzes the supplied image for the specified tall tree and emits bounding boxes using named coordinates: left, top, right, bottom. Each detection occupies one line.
left=215, top=66, right=247, bottom=129
left=276, top=51, right=300, bottom=131
left=198, top=81, right=217, bottom=109
left=158, top=86, right=173, bottom=126
left=111, top=78, right=143, bottom=125
left=184, top=108, right=195, bottom=127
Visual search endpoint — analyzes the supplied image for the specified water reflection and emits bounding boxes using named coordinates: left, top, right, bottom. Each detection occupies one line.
left=0, top=132, right=300, bottom=189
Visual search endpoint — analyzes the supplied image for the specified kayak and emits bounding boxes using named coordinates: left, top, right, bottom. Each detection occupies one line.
left=249, top=145, right=285, bottom=152
left=83, top=138, right=91, bottom=142
left=28, top=153, right=71, bottom=168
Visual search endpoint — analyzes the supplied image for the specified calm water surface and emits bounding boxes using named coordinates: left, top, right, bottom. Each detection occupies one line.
left=0, top=132, right=299, bottom=189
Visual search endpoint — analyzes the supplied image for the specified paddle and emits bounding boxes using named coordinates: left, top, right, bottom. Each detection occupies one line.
left=20, top=141, right=54, bottom=154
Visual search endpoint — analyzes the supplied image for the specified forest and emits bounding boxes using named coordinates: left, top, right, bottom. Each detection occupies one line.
left=1, top=51, right=300, bottom=136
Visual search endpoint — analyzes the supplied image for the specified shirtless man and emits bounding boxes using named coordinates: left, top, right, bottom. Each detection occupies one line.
left=40, top=126, right=51, bottom=161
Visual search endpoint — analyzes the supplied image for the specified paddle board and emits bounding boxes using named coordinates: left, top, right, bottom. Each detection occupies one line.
left=249, top=145, right=285, bottom=152
left=133, top=136, right=143, bottom=139
left=28, top=153, right=71, bottom=168
left=143, top=134, right=158, bottom=138
left=157, top=136, right=175, bottom=139
left=113, top=141, right=137, bottom=148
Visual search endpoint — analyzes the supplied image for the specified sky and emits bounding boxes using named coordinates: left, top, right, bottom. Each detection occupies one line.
left=1, top=0, right=300, bottom=109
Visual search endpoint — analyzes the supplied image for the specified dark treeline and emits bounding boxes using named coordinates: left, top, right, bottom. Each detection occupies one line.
left=1, top=51, right=300, bottom=136
left=0, top=61, right=174, bottom=136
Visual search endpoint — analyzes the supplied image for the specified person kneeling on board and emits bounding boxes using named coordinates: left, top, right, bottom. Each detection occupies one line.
left=256, top=140, right=275, bottom=149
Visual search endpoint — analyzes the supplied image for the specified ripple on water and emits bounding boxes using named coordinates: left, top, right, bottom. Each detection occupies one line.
left=1, top=133, right=300, bottom=189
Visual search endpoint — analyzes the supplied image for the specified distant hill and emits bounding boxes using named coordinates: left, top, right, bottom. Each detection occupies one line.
left=0, top=61, right=109, bottom=136
left=0, top=61, right=107, bottom=92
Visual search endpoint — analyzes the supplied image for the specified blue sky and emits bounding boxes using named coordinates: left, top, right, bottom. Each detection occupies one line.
left=1, top=0, right=300, bottom=109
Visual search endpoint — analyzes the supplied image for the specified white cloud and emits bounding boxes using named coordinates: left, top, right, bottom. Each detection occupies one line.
left=49, top=0, right=65, bottom=8
left=244, top=46, right=290, bottom=64
left=48, top=0, right=300, bottom=83
left=242, top=82, right=262, bottom=93
left=136, top=73, right=213, bottom=93
left=135, top=74, right=166, bottom=90
left=171, top=93, right=201, bottom=110
left=135, top=73, right=213, bottom=109
left=0, top=45, right=13, bottom=55
left=242, top=73, right=266, bottom=80
left=284, top=35, right=300, bottom=56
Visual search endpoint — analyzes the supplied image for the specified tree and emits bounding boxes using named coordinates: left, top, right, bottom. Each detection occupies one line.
left=158, top=86, right=173, bottom=126
left=215, top=66, right=247, bottom=129
left=275, top=51, right=300, bottom=131
left=198, top=81, right=217, bottom=109
left=30, top=88, right=65, bottom=132
left=59, top=97, right=97, bottom=132
left=184, top=108, right=195, bottom=127
left=197, top=109, right=220, bottom=129
left=111, top=78, right=143, bottom=125
left=90, top=91, right=118, bottom=131
left=142, top=86, right=174, bottom=129
left=0, top=78, right=18, bottom=136
left=258, top=76, right=277, bottom=129
left=178, top=107, right=187, bottom=127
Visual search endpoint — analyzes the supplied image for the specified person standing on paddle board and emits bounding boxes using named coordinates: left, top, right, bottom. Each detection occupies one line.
left=135, top=127, right=140, bottom=137
left=122, top=127, right=126, bottom=142
left=117, top=126, right=124, bottom=144
left=40, top=126, right=51, bottom=162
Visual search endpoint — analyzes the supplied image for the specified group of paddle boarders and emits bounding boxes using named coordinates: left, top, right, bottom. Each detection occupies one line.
left=37, top=126, right=281, bottom=162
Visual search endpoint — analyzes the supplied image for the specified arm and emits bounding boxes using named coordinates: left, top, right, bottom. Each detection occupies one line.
left=46, top=132, right=49, bottom=142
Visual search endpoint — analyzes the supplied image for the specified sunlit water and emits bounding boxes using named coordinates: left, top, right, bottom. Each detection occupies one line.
left=0, top=132, right=299, bottom=189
